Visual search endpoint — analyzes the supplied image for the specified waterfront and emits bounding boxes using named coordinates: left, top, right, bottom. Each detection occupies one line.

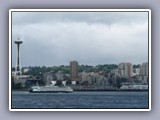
left=12, top=91, right=148, bottom=109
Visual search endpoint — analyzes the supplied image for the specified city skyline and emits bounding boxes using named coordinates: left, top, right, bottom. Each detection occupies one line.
left=12, top=11, right=148, bottom=67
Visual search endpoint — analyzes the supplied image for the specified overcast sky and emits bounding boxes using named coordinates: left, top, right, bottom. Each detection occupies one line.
left=12, top=11, right=148, bottom=67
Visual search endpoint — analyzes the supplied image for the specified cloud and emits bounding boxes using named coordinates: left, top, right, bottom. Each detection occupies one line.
left=12, top=12, right=148, bottom=26
left=12, top=11, right=148, bottom=66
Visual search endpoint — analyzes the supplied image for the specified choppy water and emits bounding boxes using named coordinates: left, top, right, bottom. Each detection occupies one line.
left=12, top=91, right=148, bottom=109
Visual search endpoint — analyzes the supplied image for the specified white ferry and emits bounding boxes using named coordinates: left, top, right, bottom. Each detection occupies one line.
left=29, top=84, right=73, bottom=93
left=120, top=84, right=148, bottom=90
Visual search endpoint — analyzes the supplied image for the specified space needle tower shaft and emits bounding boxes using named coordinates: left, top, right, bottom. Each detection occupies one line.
left=14, top=37, right=23, bottom=76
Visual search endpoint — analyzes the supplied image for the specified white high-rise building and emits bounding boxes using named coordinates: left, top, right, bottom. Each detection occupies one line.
left=138, top=62, right=149, bottom=83
left=140, top=62, right=148, bottom=77
left=118, top=63, right=132, bottom=78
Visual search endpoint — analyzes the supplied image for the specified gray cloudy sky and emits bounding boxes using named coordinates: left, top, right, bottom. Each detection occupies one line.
left=12, top=11, right=148, bottom=67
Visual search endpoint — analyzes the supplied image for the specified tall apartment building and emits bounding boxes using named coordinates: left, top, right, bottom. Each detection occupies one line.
left=118, top=63, right=132, bottom=78
left=140, top=62, right=148, bottom=76
left=70, top=61, right=79, bottom=81
left=137, top=62, right=149, bottom=83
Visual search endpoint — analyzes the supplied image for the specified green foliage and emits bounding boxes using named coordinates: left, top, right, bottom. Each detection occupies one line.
left=133, top=64, right=140, bottom=68
left=18, top=64, right=118, bottom=76
left=22, top=65, right=70, bottom=76
left=79, top=64, right=118, bottom=73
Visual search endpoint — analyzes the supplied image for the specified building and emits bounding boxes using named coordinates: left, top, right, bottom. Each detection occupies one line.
left=132, top=68, right=140, bottom=76
left=81, top=72, right=91, bottom=82
left=70, top=61, right=79, bottom=81
left=43, top=71, right=56, bottom=85
left=140, top=62, right=148, bottom=76
left=118, top=63, right=132, bottom=78
left=111, top=69, right=119, bottom=76
left=23, top=68, right=30, bottom=73
left=56, top=71, right=64, bottom=81
left=139, top=62, right=148, bottom=83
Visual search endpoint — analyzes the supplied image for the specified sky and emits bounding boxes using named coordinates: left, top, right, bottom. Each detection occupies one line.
left=12, top=11, right=148, bottom=67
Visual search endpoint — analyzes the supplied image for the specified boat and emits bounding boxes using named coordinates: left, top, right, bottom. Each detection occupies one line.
left=120, top=83, right=148, bottom=91
left=29, top=84, right=73, bottom=93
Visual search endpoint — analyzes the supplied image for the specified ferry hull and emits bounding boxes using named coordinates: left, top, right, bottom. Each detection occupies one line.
left=29, top=85, right=73, bottom=93
left=29, top=90, right=73, bottom=93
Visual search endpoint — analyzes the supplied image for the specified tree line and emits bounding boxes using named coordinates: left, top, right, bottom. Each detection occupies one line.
left=12, top=64, right=140, bottom=76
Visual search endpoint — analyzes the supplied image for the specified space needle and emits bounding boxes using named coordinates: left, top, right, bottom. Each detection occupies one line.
left=14, top=37, right=23, bottom=76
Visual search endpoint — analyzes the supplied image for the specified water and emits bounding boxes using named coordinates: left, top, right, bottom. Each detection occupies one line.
left=12, top=91, right=148, bottom=109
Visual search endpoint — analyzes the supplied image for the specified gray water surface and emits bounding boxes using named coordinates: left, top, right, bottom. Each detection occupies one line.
left=12, top=91, right=148, bottom=109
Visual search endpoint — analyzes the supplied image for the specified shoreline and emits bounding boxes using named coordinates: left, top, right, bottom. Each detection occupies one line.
left=12, top=89, right=148, bottom=92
